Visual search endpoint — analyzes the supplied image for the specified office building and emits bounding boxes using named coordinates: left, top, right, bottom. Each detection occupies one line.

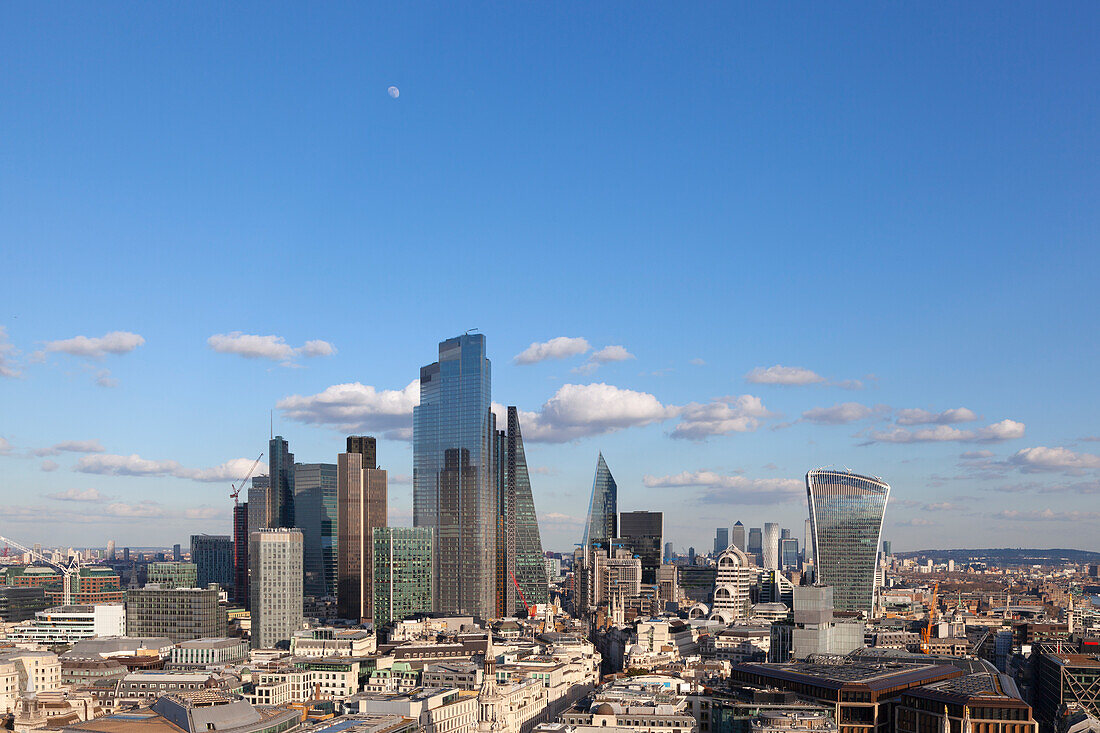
left=372, top=527, right=432, bottom=627
left=496, top=406, right=548, bottom=616
left=146, top=562, right=198, bottom=589
left=806, top=468, right=891, bottom=614
left=172, top=544, right=182, bottom=561
left=190, top=534, right=233, bottom=590
left=763, top=523, right=781, bottom=571
left=709, top=546, right=754, bottom=623
left=268, top=436, right=295, bottom=528
left=780, top=538, right=800, bottom=569
left=294, top=462, right=338, bottom=598
left=413, top=333, right=496, bottom=618
left=247, top=475, right=270, bottom=534
left=714, top=527, right=729, bottom=555
left=882, top=540, right=892, bottom=558
left=747, top=528, right=763, bottom=566
left=0, top=586, right=50, bottom=622
left=664, top=542, right=673, bottom=562
left=106, top=540, right=116, bottom=562
left=233, top=503, right=249, bottom=605
left=582, top=452, right=618, bottom=547
left=620, top=511, right=663, bottom=585
left=249, top=528, right=303, bottom=649
left=896, top=670, right=1037, bottom=733
left=346, top=436, right=377, bottom=469
left=125, top=585, right=226, bottom=642
left=6, top=604, right=126, bottom=644
left=789, top=586, right=864, bottom=659
left=804, top=519, right=813, bottom=563
left=731, top=521, right=746, bottom=553
left=337, top=439, right=387, bottom=621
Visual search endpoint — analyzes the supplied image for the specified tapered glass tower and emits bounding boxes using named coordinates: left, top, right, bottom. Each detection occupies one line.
left=413, top=334, right=495, bottom=618
left=581, top=453, right=617, bottom=547
left=500, top=406, right=548, bottom=615
left=806, top=468, right=890, bottom=615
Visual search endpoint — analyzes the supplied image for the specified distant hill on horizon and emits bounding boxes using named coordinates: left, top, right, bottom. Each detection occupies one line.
left=896, top=547, right=1100, bottom=564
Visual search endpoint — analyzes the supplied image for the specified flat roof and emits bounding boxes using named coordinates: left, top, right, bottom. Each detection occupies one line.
left=733, top=661, right=962, bottom=692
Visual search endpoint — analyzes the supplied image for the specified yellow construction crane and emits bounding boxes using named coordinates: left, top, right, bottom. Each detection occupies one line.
left=920, top=582, right=939, bottom=653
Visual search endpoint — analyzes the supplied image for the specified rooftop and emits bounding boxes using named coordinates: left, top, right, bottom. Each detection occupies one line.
left=734, top=661, right=963, bottom=692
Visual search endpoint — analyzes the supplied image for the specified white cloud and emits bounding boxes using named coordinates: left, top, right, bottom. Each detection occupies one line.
left=48, top=488, right=109, bottom=502
left=207, top=332, right=295, bottom=361
left=0, top=437, right=13, bottom=455
left=1007, top=446, right=1100, bottom=474
left=0, top=327, right=20, bottom=378
left=802, top=402, right=874, bottom=425
left=868, top=419, right=1025, bottom=444
left=40, top=460, right=59, bottom=472
left=277, top=380, right=419, bottom=438
left=960, top=450, right=994, bottom=460
left=671, top=395, right=772, bottom=440
left=895, top=407, right=979, bottom=426
left=923, top=501, right=964, bottom=512
left=541, top=512, right=585, bottom=525
left=745, top=365, right=825, bottom=386
left=589, top=345, right=634, bottom=364
left=44, top=331, right=144, bottom=358
left=95, top=369, right=119, bottom=388
left=514, top=337, right=590, bottom=365
left=643, top=471, right=803, bottom=504
left=300, top=340, right=337, bottom=357
left=992, top=509, right=1100, bottom=522
left=34, top=440, right=106, bottom=457
left=518, top=383, right=677, bottom=443
left=896, top=517, right=935, bottom=527
left=75, top=454, right=264, bottom=483
left=689, top=358, right=706, bottom=366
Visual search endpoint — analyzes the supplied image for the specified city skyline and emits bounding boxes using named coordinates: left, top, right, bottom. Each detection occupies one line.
left=2, top=4, right=1099, bottom=554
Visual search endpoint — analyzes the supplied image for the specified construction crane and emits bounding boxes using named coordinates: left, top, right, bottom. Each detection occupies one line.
left=920, top=582, right=939, bottom=653
left=0, top=535, right=83, bottom=606
left=509, top=569, right=536, bottom=619
left=230, top=453, right=264, bottom=506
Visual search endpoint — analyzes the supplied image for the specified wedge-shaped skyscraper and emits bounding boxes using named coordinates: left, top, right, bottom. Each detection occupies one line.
left=582, top=452, right=618, bottom=548
left=806, top=468, right=890, bottom=615
left=497, top=406, right=548, bottom=616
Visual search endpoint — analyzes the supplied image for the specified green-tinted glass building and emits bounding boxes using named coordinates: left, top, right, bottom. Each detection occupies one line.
left=499, top=406, right=548, bottom=615
left=294, top=462, right=339, bottom=599
left=372, top=527, right=432, bottom=627
left=146, top=562, right=198, bottom=589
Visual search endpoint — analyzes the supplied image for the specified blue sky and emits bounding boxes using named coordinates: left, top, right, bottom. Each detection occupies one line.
left=2, top=3, right=1098, bottom=552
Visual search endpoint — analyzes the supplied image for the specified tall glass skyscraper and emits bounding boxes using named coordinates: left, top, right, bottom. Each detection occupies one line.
left=498, top=406, right=548, bottom=616
left=747, top=527, right=763, bottom=566
left=268, top=436, right=295, bottom=528
left=731, top=521, right=746, bottom=553
left=413, top=334, right=495, bottom=618
left=582, top=453, right=618, bottom=547
left=619, top=511, right=663, bottom=585
left=763, top=522, right=780, bottom=570
left=806, top=468, right=890, bottom=614
left=372, top=527, right=432, bottom=627
left=294, top=462, right=338, bottom=598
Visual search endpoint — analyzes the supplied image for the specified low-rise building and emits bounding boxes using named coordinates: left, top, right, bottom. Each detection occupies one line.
left=351, top=687, right=480, bottom=733
left=169, top=638, right=249, bottom=669
left=114, top=671, right=242, bottom=707
left=6, top=604, right=126, bottom=644
left=895, top=669, right=1037, bottom=733
left=61, top=690, right=300, bottom=733
left=290, top=628, right=375, bottom=657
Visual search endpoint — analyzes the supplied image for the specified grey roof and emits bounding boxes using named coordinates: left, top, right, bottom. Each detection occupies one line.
left=61, top=637, right=174, bottom=659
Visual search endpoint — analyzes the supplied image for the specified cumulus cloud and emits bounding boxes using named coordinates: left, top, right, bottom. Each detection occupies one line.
left=1006, top=446, right=1100, bottom=474
left=44, top=331, right=144, bottom=358
left=278, top=380, right=419, bottom=438
left=895, top=407, right=979, bottom=426
left=643, top=471, right=803, bottom=504
left=540, top=512, right=585, bottom=525
left=867, top=419, right=1025, bottom=444
left=47, top=488, right=109, bottom=502
left=514, top=337, right=590, bottom=365
left=745, top=365, right=826, bottom=386
left=520, top=383, right=677, bottom=443
left=207, top=332, right=336, bottom=364
left=94, top=369, right=119, bottom=388
left=34, top=440, right=106, bottom=457
left=0, top=327, right=20, bottom=378
left=992, top=509, right=1100, bottom=522
left=671, top=395, right=772, bottom=440
left=40, top=461, right=59, bottom=472
left=589, top=345, right=634, bottom=364
left=75, top=454, right=264, bottom=483
left=802, top=402, right=875, bottom=425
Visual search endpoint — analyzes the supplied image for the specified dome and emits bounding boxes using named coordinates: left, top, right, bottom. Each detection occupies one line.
left=593, top=703, right=615, bottom=716
left=718, top=546, right=750, bottom=567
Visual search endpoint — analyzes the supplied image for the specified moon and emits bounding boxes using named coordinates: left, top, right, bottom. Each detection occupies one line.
left=387, top=86, right=400, bottom=99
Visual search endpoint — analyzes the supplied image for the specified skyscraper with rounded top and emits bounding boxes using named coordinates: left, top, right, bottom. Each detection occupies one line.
left=581, top=453, right=617, bottom=548
left=806, top=468, right=890, bottom=615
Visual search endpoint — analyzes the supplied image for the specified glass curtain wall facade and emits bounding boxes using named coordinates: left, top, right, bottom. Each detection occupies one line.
left=731, top=521, right=746, bottom=552
left=413, top=334, right=495, bottom=618
left=268, top=437, right=295, bottom=529
left=190, top=535, right=233, bottom=589
left=763, top=523, right=781, bottom=571
left=372, top=527, right=432, bottom=627
left=747, top=528, right=763, bottom=566
left=806, top=468, right=890, bottom=614
left=336, top=450, right=387, bottom=621
left=581, top=453, right=618, bottom=548
left=502, top=406, right=548, bottom=615
left=714, top=527, right=729, bottom=555
left=293, top=463, right=338, bottom=598
left=619, top=511, right=663, bottom=585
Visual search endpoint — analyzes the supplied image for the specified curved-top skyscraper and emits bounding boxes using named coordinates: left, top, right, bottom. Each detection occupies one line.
left=806, top=468, right=890, bottom=615
left=581, top=452, right=617, bottom=548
